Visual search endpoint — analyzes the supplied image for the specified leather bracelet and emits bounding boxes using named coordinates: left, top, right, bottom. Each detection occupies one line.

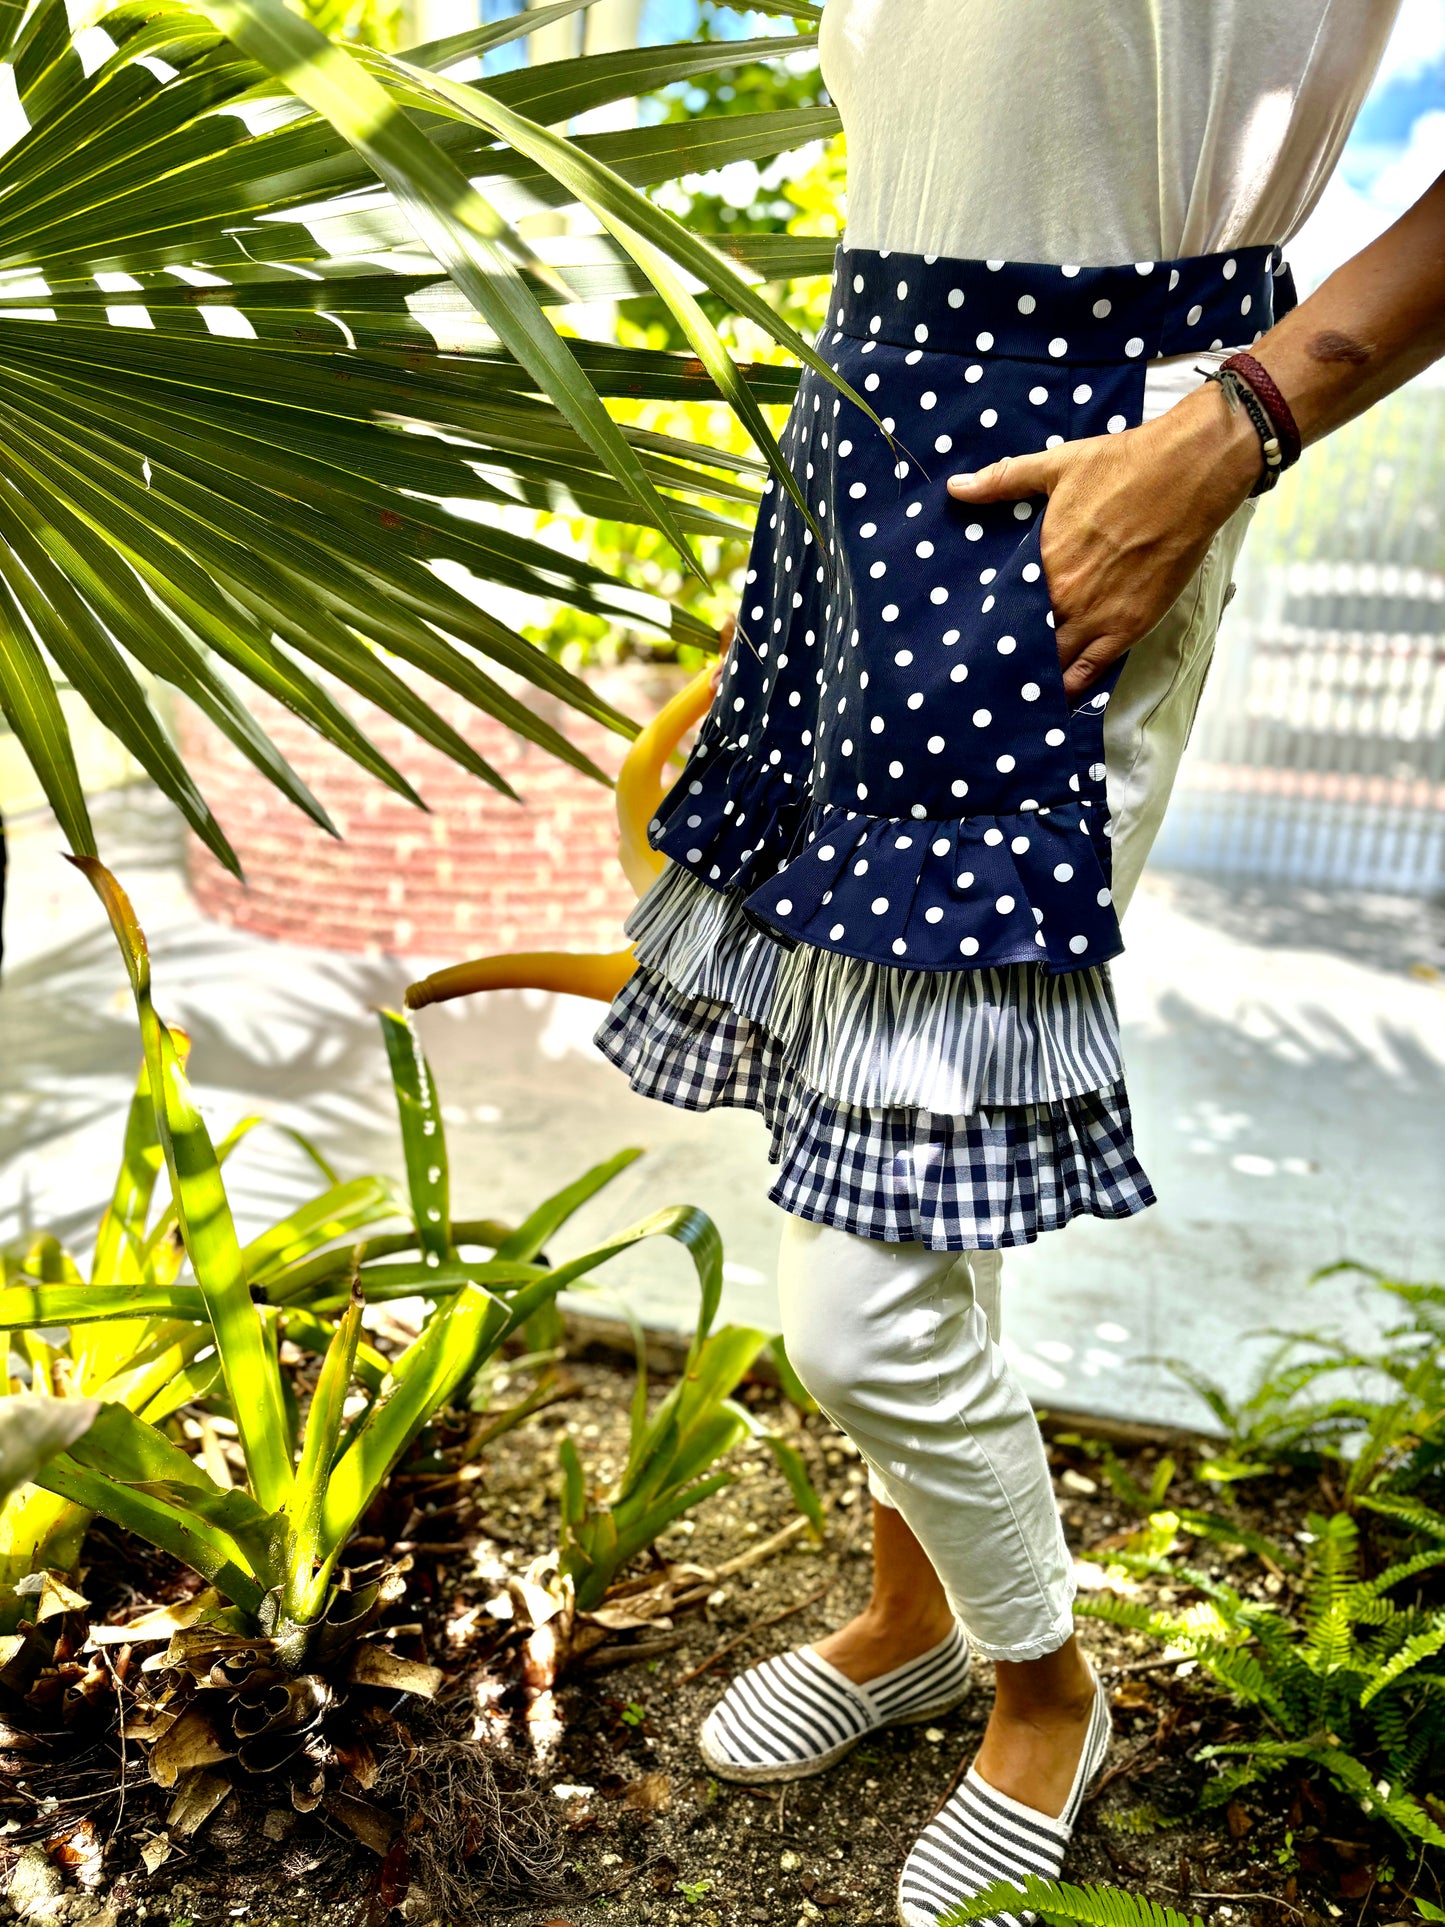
left=1221, top=350, right=1302, bottom=471
left=1194, top=362, right=1292, bottom=496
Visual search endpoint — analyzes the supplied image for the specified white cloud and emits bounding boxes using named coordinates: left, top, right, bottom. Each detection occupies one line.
left=1373, top=0, right=1445, bottom=87
left=1371, top=105, right=1445, bottom=210
left=1290, top=111, right=1445, bottom=292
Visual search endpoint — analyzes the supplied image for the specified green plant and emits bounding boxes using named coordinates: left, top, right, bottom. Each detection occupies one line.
left=0, top=1045, right=406, bottom=1629
left=557, top=1262, right=823, bottom=1611
left=1078, top=1509, right=1445, bottom=1847
left=1160, top=1264, right=1445, bottom=1506
left=0, top=861, right=734, bottom=1712
left=0, top=0, right=868, bottom=861
left=938, top=1875, right=1205, bottom=1927
left=1072, top=1438, right=1294, bottom=1571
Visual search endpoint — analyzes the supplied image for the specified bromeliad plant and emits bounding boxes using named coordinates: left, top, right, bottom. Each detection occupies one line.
left=557, top=1272, right=824, bottom=1612
left=0, top=1045, right=406, bottom=1633
left=0, top=860, right=733, bottom=1796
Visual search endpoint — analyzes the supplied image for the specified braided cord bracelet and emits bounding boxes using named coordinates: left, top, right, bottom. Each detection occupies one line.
left=1194, top=350, right=1302, bottom=497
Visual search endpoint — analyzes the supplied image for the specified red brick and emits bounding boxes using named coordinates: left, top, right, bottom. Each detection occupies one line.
left=182, top=661, right=692, bottom=958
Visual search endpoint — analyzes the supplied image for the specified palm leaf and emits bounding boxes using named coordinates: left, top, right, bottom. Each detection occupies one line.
left=0, top=0, right=835, bottom=859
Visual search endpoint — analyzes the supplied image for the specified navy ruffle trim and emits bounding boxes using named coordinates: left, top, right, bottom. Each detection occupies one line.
left=650, top=747, right=1120, bottom=975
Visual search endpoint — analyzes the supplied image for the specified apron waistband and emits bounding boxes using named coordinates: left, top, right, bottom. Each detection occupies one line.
left=828, top=244, right=1290, bottom=365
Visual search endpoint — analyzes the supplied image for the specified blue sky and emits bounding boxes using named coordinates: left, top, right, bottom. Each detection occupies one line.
left=1292, top=0, right=1445, bottom=288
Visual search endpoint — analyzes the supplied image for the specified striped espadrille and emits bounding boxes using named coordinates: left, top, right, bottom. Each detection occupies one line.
left=699, top=1625, right=973, bottom=1784
left=897, top=1668, right=1112, bottom=1926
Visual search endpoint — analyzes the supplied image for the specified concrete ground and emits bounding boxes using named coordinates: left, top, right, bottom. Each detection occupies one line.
left=3, top=787, right=1443, bottom=1428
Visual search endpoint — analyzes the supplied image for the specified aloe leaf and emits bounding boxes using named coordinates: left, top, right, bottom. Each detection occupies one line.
left=317, top=1283, right=507, bottom=1563
left=71, top=858, right=293, bottom=1513
left=241, top=1177, right=403, bottom=1284
left=278, top=1307, right=388, bottom=1397
left=0, top=1282, right=207, bottom=1328
left=90, top=1058, right=165, bottom=1286
left=758, top=1430, right=826, bottom=1538
left=34, top=1455, right=267, bottom=1615
left=286, top=1275, right=363, bottom=1621
left=766, top=1336, right=818, bottom=1415
left=559, top=1431, right=586, bottom=1534
left=296, top=1258, right=544, bottom=1310
left=138, top=1355, right=223, bottom=1425
left=493, top=1148, right=644, bottom=1263
left=377, top=1009, right=450, bottom=1266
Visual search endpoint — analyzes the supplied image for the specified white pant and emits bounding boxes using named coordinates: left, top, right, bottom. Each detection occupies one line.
left=777, top=1218, right=1074, bottom=1661
left=772, top=495, right=1259, bottom=1661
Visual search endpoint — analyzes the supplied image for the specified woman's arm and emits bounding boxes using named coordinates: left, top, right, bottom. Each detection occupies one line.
left=947, top=170, right=1445, bottom=698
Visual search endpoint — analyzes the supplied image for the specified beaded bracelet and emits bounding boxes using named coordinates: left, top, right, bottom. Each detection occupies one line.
left=1194, top=352, right=1302, bottom=497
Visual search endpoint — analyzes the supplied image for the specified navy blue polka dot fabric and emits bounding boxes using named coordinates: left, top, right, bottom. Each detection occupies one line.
left=649, top=245, right=1288, bottom=976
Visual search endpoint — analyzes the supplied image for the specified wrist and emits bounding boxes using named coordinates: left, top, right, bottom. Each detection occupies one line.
left=1168, top=377, right=1267, bottom=511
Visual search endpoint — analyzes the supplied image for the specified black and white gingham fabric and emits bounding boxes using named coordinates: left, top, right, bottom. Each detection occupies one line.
left=595, top=959, right=1152, bottom=1251
left=595, top=964, right=787, bottom=1122
left=770, top=1080, right=1153, bottom=1251
left=699, top=1625, right=972, bottom=1783
left=898, top=1670, right=1112, bottom=1926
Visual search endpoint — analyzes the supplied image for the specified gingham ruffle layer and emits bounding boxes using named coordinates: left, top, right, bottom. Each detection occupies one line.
left=594, top=865, right=1155, bottom=1251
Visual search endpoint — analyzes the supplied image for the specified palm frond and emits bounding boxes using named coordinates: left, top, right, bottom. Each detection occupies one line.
left=0, top=0, right=834, bottom=859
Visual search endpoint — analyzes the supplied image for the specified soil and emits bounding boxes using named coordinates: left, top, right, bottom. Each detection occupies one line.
left=3, top=1335, right=1440, bottom=1927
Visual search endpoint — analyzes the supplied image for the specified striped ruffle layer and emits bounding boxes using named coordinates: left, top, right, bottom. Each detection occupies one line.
left=594, top=865, right=1155, bottom=1251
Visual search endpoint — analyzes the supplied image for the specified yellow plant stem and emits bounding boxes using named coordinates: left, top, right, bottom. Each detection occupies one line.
left=614, top=665, right=714, bottom=895
left=405, top=665, right=714, bottom=1011
left=408, top=947, right=638, bottom=1011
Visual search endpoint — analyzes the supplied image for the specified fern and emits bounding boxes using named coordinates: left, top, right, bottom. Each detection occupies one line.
left=1302, top=1511, right=1360, bottom=1669
left=1312, top=1746, right=1445, bottom=1847
left=1098, top=1800, right=1184, bottom=1837
left=939, top=1876, right=1205, bottom=1927
left=1360, top=1612, right=1445, bottom=1705
left=1369, top=1542, right=1445, bottom=1596
left=1074, top=1593, right=1283, bottom=1715
left=1099, top=1266, right=1445, bottom=1849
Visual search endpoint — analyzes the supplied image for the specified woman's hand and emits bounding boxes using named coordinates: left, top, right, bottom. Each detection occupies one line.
left=945, top=171, right=1445, bottom=699
left=946, top=384, right=1261, bottom=697
left=709, top=610, right=737, bottom=694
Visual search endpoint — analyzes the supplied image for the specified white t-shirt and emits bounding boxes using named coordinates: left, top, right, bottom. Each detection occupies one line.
left=819, top=0, right=1401, bottom=416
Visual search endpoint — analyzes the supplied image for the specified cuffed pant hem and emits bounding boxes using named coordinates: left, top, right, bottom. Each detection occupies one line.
left=964, top=1603, right=1077, bottom=1665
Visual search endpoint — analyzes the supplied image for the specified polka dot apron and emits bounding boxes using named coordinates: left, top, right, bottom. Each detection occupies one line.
left=596, top=245, right=1294, bottom=1250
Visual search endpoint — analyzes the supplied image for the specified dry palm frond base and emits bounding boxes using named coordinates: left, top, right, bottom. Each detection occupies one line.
left=0, top=1359, right=1440, bottom=1927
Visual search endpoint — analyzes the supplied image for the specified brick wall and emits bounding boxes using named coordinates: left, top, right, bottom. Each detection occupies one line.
left=181, top=661, right=691, bottom=957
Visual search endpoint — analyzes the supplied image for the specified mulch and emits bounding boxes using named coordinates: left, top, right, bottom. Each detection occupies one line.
left=3, top=1336, right=1437, bottom=1927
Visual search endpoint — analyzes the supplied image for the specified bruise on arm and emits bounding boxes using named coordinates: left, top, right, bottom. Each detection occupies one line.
left=1307, top=328, right=1373, bottom=365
